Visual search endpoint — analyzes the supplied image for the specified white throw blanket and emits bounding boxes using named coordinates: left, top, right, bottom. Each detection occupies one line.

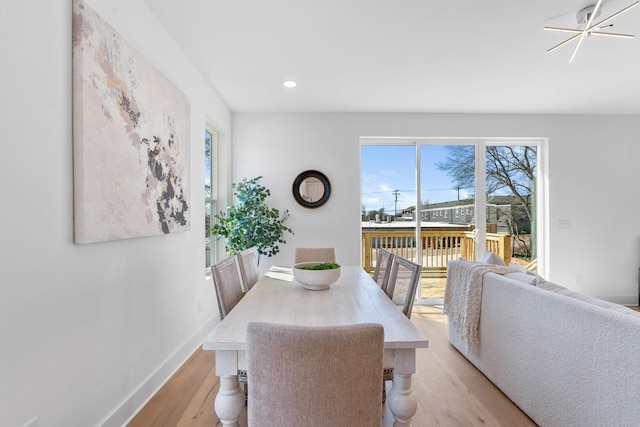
left=444, top=260, right=516, bottom=354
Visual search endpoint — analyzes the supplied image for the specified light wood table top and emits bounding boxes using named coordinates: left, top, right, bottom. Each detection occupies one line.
left=203, top=265, right=428, bottom=351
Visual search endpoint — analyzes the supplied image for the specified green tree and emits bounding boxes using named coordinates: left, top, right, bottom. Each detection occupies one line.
left=211, top=176, right=293, bottom=258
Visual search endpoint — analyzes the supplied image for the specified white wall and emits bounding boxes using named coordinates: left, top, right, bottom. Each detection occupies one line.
left=1, top=0, right=230, bottom=426
left=233, top=113, right=640, bottom=304
left=2, top=1, right=639, bottom=425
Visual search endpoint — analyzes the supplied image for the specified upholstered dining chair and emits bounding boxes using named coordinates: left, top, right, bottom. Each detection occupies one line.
left=294, top=247, right=336, bottom=264
left=246, top=322, right=384, bottom=427
left=382, top=255, right=421, bottom=402
left=372, top=249, right=395, bottom=292
left=236, top=247, right=260, bottom=292
left=210, top=256, right=248, bottom=403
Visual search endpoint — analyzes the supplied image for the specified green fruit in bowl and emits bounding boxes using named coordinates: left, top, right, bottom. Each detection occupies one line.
left=298, top=262, right=340, bottom=270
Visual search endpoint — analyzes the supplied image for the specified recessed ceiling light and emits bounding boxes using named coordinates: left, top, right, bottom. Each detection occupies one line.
left=282, top=80, right=297, bottom=88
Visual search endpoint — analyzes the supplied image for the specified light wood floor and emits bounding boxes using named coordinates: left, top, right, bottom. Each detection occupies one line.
left=128, top=305, right=548, bottom=426
left=128, top=304, right=640, bottom=426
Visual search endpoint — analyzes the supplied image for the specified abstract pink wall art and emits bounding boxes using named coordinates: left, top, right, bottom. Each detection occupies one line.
left=72, top=0, right=190, bottom=243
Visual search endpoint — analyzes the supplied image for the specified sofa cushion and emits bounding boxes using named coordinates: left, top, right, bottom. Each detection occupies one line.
left=538, top=281, right=636, bottom=314
left=504, top=272, right=538, bottom=286
left=536, top=281, right=565, bottom=293
left=508, top=262, right=547, bottom=285
left=482, top=250, right=505, bottom=266
left=509, top=263, right=533, bottom=274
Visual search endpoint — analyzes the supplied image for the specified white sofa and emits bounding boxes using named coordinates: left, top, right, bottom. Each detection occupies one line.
left=447, top=262, right=640, bottom=427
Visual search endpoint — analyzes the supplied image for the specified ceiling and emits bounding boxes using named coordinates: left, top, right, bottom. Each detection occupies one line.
left=142, top=0, right=640, bottom=114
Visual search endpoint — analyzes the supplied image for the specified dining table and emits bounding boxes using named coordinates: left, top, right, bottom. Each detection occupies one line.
left=202, top=265, right=429, bottom=426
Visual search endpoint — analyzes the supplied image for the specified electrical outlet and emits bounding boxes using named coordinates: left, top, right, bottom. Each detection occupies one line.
left=575, top=275, right=582, bottom=285
left=558, top=219, right=571, bottom=229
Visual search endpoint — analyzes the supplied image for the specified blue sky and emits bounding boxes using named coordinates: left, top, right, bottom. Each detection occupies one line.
left=361, top=145, right=474, bottom=214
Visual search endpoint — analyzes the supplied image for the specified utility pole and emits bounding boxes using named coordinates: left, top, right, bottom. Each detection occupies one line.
left=392, top=189, right=400, bottom=217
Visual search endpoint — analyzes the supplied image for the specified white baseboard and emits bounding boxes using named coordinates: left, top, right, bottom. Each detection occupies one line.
left=99, top=315, right=218, bottom=427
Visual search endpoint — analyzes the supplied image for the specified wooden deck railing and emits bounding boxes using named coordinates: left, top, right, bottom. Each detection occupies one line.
left=362, top=230, right=511, bottom=273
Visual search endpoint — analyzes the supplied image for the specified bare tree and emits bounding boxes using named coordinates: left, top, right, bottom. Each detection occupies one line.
left=485, top=146, right=535, bottom=225
left=436, top=145, right=536, bottom=256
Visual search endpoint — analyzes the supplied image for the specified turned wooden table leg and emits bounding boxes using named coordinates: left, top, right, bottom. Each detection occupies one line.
left=387, top=373, right=417, bottom=426
left=387, top=348, right=418, bottom=426
left=214, top=375, right=244, bottom=427
left=214, top=351, right=244, bottom=427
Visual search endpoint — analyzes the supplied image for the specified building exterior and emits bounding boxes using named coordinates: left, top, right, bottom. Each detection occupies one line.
left=394, top=196, right=531, bottom=235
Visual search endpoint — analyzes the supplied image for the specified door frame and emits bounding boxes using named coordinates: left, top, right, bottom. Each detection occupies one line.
left=360, top=136, right=548, bottom=305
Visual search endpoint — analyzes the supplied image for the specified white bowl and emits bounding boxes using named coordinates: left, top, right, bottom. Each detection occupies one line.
left=292, top=262, right=342, bottom=291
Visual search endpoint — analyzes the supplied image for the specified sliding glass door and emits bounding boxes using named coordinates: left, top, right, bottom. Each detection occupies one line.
left=418, top=144, right=475, bottom=303
left=361, top=144, right=417, bottom=265
left=484, top=144, right=537, bottom=270
left=361, top=138, right=542, bottom=306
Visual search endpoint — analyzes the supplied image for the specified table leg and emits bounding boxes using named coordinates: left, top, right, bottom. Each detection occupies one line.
left=387, top=348, right=417, bottom=426
left=214, top=375, right=244, bottom=427
left=214, top=351, right=244, bottom=426
left=387, top=373, right=417, bottom=426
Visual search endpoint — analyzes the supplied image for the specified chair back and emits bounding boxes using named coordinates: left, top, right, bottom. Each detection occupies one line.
left=236, top=247, right=260, bottom=292
left=386, top=256, right=421, bottom=318
left=294, top=247, right=336, bottom=264
left=210, top=256, right=243, bottom=320
left=246, top=322, right=384, bottom=427
left=372, top=249, right=395, bottom=292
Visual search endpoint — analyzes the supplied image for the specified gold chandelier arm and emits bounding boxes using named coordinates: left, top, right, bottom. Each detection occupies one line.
left=569, top=36, right=586, bottom=62
left=590, top=31, right=635, bottom=38
left=570, top=0, right=603, bottom=62
left=547, top=33, right=582, bottom=53
left=544, top=26, right=582, bottom=34
left=588, top=1, right=640, bottom=30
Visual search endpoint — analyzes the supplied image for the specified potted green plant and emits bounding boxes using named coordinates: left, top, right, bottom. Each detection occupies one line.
left=211, top=176, right=293, bottom=260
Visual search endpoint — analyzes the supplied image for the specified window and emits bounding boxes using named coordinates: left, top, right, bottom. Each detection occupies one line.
left=205, top=129, right=218, bottom=270
left=361, top=138, right=544, bottom=305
